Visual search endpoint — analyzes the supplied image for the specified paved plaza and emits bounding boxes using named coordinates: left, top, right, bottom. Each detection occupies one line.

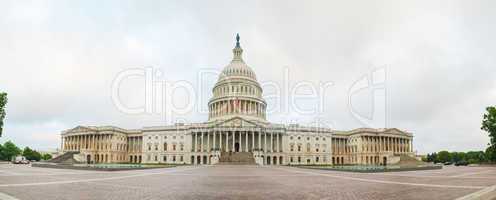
left=0, top=164, right=495, bottom=200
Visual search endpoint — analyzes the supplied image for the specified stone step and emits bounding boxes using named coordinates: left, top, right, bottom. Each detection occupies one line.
left=49, top=151, right=80, bottom=164
left=218, top=152, right=255, bottom=165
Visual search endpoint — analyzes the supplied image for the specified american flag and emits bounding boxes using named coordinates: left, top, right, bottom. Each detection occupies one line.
left=233, top=98, right=240, bottom=113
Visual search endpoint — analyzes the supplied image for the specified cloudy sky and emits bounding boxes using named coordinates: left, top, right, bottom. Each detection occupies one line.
left=1, top=0, right=495, bottom=154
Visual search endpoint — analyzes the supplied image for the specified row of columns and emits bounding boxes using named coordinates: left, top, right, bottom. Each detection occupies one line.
left=128, top=136, right=143, bottom=153
left=192, top=131, right=282, bottom=153
left=362, top=136, right=412, bottom=153
left=209, top=100, right=265, bottom=118
left=63, top=135, right=143, bottom=153
left=63, top=134, right=113, bottom=151
left=332, top=138, right=348, bottom=154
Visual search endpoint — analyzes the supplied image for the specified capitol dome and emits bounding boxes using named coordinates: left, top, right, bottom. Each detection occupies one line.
left=208, top=34, right=267, bottom=122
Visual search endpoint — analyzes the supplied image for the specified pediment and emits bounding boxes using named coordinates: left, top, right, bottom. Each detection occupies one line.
left=384, top=128, right=409, bottom=135
left=66, top=126, right=96, bottom=133
left=214, top=117, right=262, bottom=128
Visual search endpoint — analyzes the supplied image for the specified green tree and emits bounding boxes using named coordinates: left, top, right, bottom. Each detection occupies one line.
left=451, top=152, right=466, bottom=162
left=437, top=151, right=451, bottom=163
left=41, top=153, right=52, bottom=160
left=0, top=92, right=7, bottom=137
left=481, top=106, right=496, bottom=162
left=466, top=151, right=485, bottom=163
left=430, top=152, right=438, bottom=163
left=22, top=147, right=41, bottom=161
left=22, top=147, right=33, bottom=159
left=0, top=141, right=21, bottom=161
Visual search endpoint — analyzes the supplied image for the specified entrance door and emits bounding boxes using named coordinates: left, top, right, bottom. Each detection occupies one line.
left=235, top=142, right=240, bottom=152
left=86, top=155, right=91, bottom=164
left=383, top=157, right=387, bottom=166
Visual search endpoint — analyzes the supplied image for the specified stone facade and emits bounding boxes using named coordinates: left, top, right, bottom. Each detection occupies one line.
left=60, top=35, right=414, bottom=165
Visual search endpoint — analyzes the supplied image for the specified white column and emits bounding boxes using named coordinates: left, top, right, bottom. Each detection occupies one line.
left=220, top=132, right=223, bottom=151
left=264, top=132, right=267, bottom=153
left=270, top=132, right=274, bottom=152
left=194, top=133, right=197, bottom=152
left=276, top=133, right=279, bottom=152
left=245, top=131, right=248, bottom=152
left=239, top=131, right=242, bottom=152
left=410, top=139, right=413, bottom=152
left=258, top=131, right=261, bottom=150
left=232, top=131, right=235, bottom=152
left=251, top=131, right=254, bottom=151
left=213, top=131, right=216, bottom=150
left=207, top=131, right=210, bottom=152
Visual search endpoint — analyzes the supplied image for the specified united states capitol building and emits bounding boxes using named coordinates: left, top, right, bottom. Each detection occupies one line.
left=60, top=35, right=414, bottom=166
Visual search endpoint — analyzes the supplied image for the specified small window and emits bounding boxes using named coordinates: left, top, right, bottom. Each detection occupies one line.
left=164, top=136, right=167, bottom=139
left=297, top=137, right=301, bottom=140
left=307, top=137, right=310, bottom=141
left=316, top=137, right=319, bottom=141
left=290, top=136, right=293, bottom=140
left=163, top=156, right=167, bottom=161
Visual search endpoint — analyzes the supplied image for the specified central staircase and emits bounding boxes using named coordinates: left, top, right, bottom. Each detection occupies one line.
left=218, top=152, right=256, bottom=165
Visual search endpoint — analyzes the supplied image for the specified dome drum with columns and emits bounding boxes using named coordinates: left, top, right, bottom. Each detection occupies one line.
left=59, top=34, right=415, bottom=166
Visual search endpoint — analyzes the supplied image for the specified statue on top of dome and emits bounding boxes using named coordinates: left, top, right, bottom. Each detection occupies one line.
left=236, top=33, right=240, bottom=48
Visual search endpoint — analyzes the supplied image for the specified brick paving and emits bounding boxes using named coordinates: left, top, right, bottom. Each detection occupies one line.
left=0, top=164, right=494, bottom=200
